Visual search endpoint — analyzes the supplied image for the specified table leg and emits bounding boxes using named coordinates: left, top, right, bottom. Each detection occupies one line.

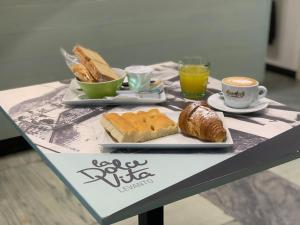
left=138, top=206, right=164, bottom=225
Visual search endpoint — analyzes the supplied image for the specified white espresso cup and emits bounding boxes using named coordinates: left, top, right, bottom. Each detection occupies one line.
left=221, top=76, right=267, bottom=109
left=125, top=65, right=153, bottom=92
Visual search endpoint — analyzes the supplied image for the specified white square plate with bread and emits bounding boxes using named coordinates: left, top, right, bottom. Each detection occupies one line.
left=98, top=110, right=233, bottom=149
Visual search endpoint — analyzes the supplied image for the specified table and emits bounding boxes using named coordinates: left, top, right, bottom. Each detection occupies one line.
left=0, top=61, right=299, bottom=225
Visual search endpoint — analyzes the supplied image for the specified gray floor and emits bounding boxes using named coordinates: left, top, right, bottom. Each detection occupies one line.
left=262, top=71, right=300, bottom=109
left=0, top=71, right=300, bottom=225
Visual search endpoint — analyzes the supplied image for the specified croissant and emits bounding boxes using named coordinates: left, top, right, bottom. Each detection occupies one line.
left=179, top=102, right=226, bottom=142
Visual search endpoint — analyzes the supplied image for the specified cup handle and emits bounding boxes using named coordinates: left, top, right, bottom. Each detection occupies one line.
left=218, top=92, right=224, bottom=99
left=258, top=86, right=267, bottom=99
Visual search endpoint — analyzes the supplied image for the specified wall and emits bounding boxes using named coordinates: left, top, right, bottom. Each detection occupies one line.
left=0, top=0, right=271, bottom=140
left=267, top=0, right=300, bottom=71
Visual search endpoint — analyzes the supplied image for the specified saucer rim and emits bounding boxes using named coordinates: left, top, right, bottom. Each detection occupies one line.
left=207, top=93, right=269, bottom=114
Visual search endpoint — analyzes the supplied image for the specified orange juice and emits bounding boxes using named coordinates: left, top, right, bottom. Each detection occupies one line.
left=179, top=65, right=209, bottom=99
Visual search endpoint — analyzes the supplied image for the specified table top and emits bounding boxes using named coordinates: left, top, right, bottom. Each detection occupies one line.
left=1, top=61, right=300, bottom=225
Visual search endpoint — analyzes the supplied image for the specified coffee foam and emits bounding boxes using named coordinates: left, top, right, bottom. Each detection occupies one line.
left=223, top=76, right=257, bottom=86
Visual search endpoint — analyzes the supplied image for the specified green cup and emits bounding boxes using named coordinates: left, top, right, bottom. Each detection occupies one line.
left=77, top=68, right=126, bottom=99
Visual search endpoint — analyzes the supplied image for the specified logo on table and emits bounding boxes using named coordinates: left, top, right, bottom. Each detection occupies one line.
left=77, top=159, right=155, bottom=193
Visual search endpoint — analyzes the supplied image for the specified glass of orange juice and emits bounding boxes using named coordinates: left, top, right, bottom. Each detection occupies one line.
left=179, top=56, right=210, bottom=99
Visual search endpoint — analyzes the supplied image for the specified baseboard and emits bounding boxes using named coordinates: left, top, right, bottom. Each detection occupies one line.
left=0, top=136, right=31, bottom=156
left=266, top=64, right=296, bottom=78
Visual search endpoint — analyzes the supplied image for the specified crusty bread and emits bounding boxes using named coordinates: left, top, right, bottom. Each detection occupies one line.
left=73, top=45, right=109, bottom=65
left=100, top=109, right=178, bottom=142
left=179, top=102, right=226, bottom=142
left=70, top=64, right=96, bottom=82
left=73, top=45, right=119, bottom=81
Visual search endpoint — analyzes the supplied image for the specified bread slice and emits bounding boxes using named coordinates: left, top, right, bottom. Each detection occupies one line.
left=73, top=45, right=119, bottom=81
left=100, top=109, right=178, bottom=143
left=70, top=64, right=96, bottom=82
left=100, top=113, right=137, bottom=142
left=121, top=112, right=152, bottom=142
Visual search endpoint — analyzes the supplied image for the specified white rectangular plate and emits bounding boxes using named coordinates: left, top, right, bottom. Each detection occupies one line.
left=99, top=110, right=233, bottom=149
left=62, top=79, right=166, bottom=106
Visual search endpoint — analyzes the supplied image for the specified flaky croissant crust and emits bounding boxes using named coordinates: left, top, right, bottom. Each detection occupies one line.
left=179, top=102, right=226, bottom=142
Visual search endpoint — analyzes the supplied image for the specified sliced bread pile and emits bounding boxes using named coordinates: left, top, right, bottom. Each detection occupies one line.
left=70, top=45, right=119, bottom=82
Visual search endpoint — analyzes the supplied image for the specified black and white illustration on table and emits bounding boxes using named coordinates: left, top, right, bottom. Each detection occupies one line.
left=3, top=62, right=300, bottom=153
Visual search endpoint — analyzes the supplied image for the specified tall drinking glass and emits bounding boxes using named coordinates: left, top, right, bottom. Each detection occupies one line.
left=179, top=57, right=210, bottom=100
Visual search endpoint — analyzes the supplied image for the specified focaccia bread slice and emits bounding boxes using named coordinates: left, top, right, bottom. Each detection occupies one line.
left=73, top=45, right=119, bottom=81
left=100, top=113, right=137, bottom=142
left=100, top=109, right=178, bottom=143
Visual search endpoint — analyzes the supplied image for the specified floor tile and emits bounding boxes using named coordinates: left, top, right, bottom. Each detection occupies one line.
left=262, top=71, right=300, bottom=109
left=270, top=158, right=300, bottom=187
left=222, top=221, right=243, bottom=225
left=0, top=161, right=96, bottom=225
left=113, top=216, right=136, bottom=225
left=202, top=171, right=300, bottom=225
left=114, top=195, right=234, bottom=225
left=0, top=149, right=41, bottom=172
left=164, top=195, right=233, bottom=225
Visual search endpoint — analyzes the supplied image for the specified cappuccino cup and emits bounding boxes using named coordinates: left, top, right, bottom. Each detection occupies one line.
left=221, top=76, right=267, bottom=109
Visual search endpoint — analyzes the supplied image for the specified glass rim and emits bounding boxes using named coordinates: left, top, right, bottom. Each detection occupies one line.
left=179, top=55, right=209, bottom=62
left=179, top=56, right=210, bottom=67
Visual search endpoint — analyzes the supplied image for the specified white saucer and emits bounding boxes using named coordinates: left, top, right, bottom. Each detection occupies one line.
left=207, top=93, right=269, bottom=114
